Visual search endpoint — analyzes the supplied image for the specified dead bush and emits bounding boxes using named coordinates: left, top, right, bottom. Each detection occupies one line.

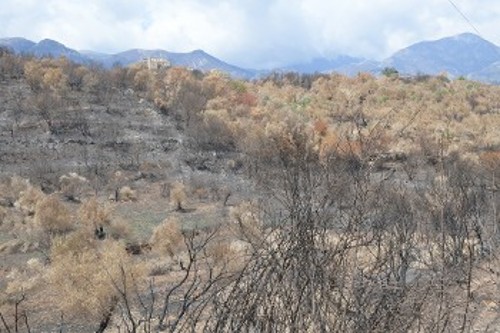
left=150, top=216, right=183, bottom=256
left=15, top=186, right=44, bottom=216
left=207, top=240, right=236, bottom=266
left=107, top=217, right=131, bottom=240
left=0, top=176, right=30, bottom=207
left=117, top=186, right=137, bottom=202
left=4, top=258, right=45, bottom=298
left=50, top=229, right=95, bottom=257
left=78, top=197, right=113, bottom=239
left=229, top=201, right=262, bottom=241
left=192, top=187, right=210, bottom=201
left=34, top=195, right=73, bottom=234
left=170, top=181, right=187, bottom=211
left=148, top=260, right=171, bottom=276
left=59, top=172, right=88, bottom=202
left=47, top=237, right=144, bottom=323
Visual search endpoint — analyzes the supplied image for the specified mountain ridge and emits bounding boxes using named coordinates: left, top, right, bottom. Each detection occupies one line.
left=382, top=33, right=500, bottom=77
left=2, top=33, right=500, bottom=82
left=0, top=37, right=258, bottom=79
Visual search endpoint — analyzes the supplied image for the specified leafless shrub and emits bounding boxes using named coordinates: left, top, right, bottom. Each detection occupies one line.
left=0, top=293, right=32, bottom=333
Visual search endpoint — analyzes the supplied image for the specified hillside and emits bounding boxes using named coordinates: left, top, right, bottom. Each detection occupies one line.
left=0, top=52, right=500, bottom=332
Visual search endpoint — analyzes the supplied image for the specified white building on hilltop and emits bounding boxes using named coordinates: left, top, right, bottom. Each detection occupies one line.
left=144, top=57, right=171, bottom=70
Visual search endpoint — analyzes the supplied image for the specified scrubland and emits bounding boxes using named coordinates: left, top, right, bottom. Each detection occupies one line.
left=1, top=48, right=500, bottom=332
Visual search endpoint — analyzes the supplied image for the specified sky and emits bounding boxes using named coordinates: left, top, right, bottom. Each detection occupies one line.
left=1, top=0, right=500, bottom=69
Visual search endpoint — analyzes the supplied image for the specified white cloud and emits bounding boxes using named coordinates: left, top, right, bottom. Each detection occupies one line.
left=1, top=0, right=499, bottom=68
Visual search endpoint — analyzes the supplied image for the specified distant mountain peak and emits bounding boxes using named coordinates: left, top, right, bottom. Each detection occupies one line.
left=35, top=39, right=71, bottom=52
left=453, top=32, right=486, bottom=42
left=382, top=32, right=500, bottom=76
left=191, top=49, right=207, bottom=54
left=1, top=37, right=32, bottom=43
left=0, top=37, right=36, bottom=53
left=37, top=38, right=64, bottom=46
left=38, top=38, right=57, bottom=43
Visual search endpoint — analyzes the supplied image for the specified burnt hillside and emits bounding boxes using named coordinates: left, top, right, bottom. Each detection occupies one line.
left=1, top=51, right=500, bottom=332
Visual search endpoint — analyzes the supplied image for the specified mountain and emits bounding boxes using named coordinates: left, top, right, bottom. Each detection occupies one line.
left=31, top=39, right=89, bottom=63
left=3, top=33, right=500, bottom=82
left=281, top=33, right=500, bottom=79
left=0, top=37, right=257, bottom=79
left=91, top=48, right=256, bottom=78
left=468, top=61, right=500, bottom=83
left=0, top=37, right=36, bottom=53
left=336, top=60, right=382, bottom=76
left=0, top=38, right=89, bottom=64
left=282, top=55, right=364, bottom=74
left=382, top=33, right=500, bottom=77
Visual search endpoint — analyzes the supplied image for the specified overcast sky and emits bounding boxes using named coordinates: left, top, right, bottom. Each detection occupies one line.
left=1, top=0, right=499, bottom=69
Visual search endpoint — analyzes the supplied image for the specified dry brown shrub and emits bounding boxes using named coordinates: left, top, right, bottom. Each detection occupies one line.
left=148, top=261, right=171, bottom=276
left=207, top=240, right=236, bottom=266
left=192, top=187, right=210, bottom=201
left=229, top=202, right=262, bottom=242
left=108, top=171, right=128, bottom=201
left=150, top=216, right=183, bottom=256
left=0, top=176, right=29, bottom=206
left=4, top=258, right=45, bottom=298
left=170, top=181, right=187, bottom=211
left=0, top=214, right=46, bottom=253
left=479, top=151, right=500, bottom=175
left=34, top=195, right=73, bottom=234
left=313, top=118, right=329, bottom=137
left=118, top=186, right=137, bottom=202
left=59, top=172, right=88, bottom=202
left=78, top=196, right=112, bottom=230
left=50, top=229, right=95, bottom=257
left=336, top=138, right=363, bottom=158
left=48, top=236, right=144, bottom=321
left=15, top=186, right=44, bottom=215
left=107, top=217, right=131, bottom=240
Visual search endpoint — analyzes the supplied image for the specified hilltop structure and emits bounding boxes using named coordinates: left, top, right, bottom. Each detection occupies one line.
left=144, top=57, right=170, bottom=70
